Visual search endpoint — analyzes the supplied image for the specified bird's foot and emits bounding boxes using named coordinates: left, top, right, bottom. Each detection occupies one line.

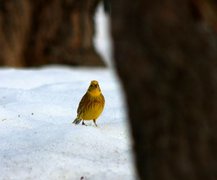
left=93, top=120, right=98, bottom=127
left=82, top=121, right=87, bottom=126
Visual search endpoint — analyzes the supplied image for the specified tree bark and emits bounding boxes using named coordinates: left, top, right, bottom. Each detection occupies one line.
left=0, top=0, right=105, bottom=67
left=111, top=0, right=217, bottom=179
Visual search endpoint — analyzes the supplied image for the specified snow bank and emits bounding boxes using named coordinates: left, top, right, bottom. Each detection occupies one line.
left=0, top=67, right=136, bottom=180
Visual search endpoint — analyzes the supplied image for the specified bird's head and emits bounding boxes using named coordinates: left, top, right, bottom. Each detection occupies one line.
left=87, top=80, right=101, bottom=96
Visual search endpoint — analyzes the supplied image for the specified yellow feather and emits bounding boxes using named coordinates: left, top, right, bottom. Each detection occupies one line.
left=73, top=80, right=105, bottom=126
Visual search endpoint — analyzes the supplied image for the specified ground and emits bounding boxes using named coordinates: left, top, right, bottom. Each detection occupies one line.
left=0, top=67, right=135, bottom=180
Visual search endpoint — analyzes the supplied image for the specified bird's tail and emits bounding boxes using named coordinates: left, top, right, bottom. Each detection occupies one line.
left=73, top=118, right=81, bottom=125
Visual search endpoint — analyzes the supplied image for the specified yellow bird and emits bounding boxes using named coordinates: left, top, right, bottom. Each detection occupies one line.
left=73, top=80, right=105, bottom=127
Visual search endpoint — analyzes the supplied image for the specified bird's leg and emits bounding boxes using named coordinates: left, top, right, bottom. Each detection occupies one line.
left=82, top=120, right=87, bottom=126
left=93, top=119, right=97, bottom=127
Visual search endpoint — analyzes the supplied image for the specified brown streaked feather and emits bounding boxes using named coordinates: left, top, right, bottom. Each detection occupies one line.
left=77, top=92, right=90, bottom=115
left=76, top=93, right=105, bottom=119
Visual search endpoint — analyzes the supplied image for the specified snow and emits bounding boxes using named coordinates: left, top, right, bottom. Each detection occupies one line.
left=0, top=67, right=136, bottom=180
left=94, top=3, right=113, bottom=67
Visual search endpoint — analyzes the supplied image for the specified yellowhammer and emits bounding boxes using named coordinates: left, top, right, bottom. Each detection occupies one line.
left=73, top=80, right=105, bottom=127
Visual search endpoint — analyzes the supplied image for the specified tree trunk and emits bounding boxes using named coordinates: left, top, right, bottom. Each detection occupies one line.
left=0, top=0, right=105, bottom=67
left=111, top=0, right=217, bottom=179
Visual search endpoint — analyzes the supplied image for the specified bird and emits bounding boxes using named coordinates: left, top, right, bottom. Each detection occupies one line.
left=73, top=80, right=105, bottom=127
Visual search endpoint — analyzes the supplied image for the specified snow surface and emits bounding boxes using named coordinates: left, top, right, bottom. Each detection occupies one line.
left=0, top=67, right=136, bottom=180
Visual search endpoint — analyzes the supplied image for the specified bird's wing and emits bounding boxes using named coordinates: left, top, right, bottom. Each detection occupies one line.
left=77, top=93, right=89, bottom=115
left=100, top=94, right=105, bottom=108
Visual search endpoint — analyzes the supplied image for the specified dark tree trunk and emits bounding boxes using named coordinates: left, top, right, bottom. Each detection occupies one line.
left=111, top=0, right=217, bottom=179
left=0, top=0, right=105, bottom=67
